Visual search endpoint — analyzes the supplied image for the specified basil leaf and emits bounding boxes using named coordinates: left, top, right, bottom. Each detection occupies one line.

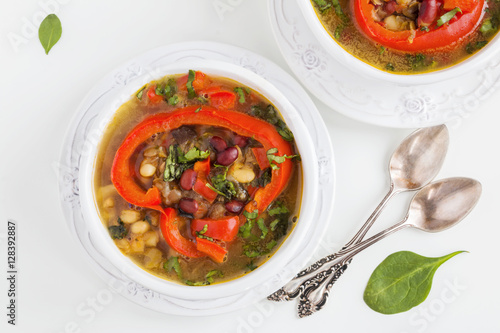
left=363, top=251, right=466, bottom=314
left=108, top=218, right=127, bottom=239
left=437, top=7, right=462, bottom=27
left=38, top=14, right=62, bottom=55
left=187, top=70, right=196, bottom=99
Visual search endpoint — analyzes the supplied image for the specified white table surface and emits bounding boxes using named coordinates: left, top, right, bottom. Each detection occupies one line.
left=1, top=1, right=499, bottom=332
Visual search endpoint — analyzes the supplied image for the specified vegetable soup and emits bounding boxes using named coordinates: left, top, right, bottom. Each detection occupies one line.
left=312, top=0, right=500, bottom=74
left=95, top=70, right=302, bottom=285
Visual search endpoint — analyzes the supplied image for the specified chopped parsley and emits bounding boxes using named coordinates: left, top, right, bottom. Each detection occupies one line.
left=164, top=145, right=209, bottom=181
left=209, top=166, right=237, bottom=199
left=268, top=202, right=289, bottom=216
left=266, top=148, right=300, bottom=170
left=108, top=218, right=127, bottom=239
left=136, top=85, right=146, bottom=100
left=234, top=87, right=249, bottom=104
left=251, top=105, right=294, bottom=141
left=187, top=69, right=196, bottom=99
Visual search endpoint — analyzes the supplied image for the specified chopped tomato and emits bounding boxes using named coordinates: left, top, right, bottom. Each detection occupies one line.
left=147, top=86, right=163, bottom=104
left=177, top=71, right=212, bottom=92
left=193, top=158, right=218, bottom=203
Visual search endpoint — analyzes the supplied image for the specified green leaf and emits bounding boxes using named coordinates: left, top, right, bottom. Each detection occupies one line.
left=437, top=7, right=462, bottom=27
left=205, top=270, right=223, bottom=284
left=168, top=95, right=179, bottom=105
left=363, top=251, right=466, bottom=314
left=38, top=14, right=62, bottom=55
left=187, top=70, right=196, bottom=99
left=209, top=166, right=236, bottom=199
left=480, top=18, right=497, bottom=35
left=466, top=41, right=488, bottom=54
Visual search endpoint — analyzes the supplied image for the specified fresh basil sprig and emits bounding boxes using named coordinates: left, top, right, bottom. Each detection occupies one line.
left=38, top=14, right=62, bottom=55
left=363, top=250, right=466, bottom=314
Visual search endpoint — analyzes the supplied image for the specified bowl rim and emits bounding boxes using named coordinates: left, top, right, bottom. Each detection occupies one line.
left=78, top=58, right=319, bottom=300
left=297, top=0, right=500, bottom=86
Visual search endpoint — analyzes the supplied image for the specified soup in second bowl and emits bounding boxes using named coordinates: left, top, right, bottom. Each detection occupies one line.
left=312, top=0, right=499, bottom=74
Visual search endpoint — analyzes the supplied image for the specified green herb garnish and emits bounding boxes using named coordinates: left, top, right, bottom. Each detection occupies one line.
left=108, top=218, right=127, bottom=239
left=266, top=148, right=300, bottom=170
left=251, top=168, right=272, bottom=188
left=420, top=26, right=430, bottom=32
left=268, top=202, right=289, bottom=216
left=168, top=95, right=179, bottom=105
left=179, top=147, right=210, bottom=163
left=385, top=63, right=395, bottom=71
left=266, top=240, right=277, bottom=250
left=270, top=219, right=280, bottom=231
left=187, top=70, right=196, bottom=99
left=466, top=41, right=488, bottom=54
left=195, top=107, right=202, bottom=113
left=251, top=105, right=294, bottom=141
left=256, top=218, right=268, bottom=239
left=164, top=146, right=209, bottom=182
left=164, top=257, right=183, bottom=280
left=38, top=14, right=62, bottom=55
left=363, top=251, right=466, bottom=314
left=406, top=53, right=426, bottom=71
left=312, top=0, right=332, bottom=12
left=437, top=7, right=462, bottom=27
left=209, top=166, right=236, bottom=199
left=246, top=261, right=258, bottom=271
left=136, top=85, right=147, bottom=100
left=234, top=87, right=248, bottom=104
left=205, top=270, right=223, bottom=284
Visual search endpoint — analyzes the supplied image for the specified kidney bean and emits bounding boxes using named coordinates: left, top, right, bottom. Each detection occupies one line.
left=225, top=200, right=244, bottom=214
left=179, top=169, right=197, bottom=190
left=209, top=136, right=227, bottom=152
left=233, top=135, right=249, bottom=148
left=418, top=0, right=438, bottom=27
left=216, top=147, right=239, bottom=166
left=383, top=0, right=397, bottom=15
left=179, top=198, right=199, bottom=215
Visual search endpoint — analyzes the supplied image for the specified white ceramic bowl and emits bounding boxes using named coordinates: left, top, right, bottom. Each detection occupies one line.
left=79, top=59, right=319, bottom=301
left=297, top=0, right=500, bottom=86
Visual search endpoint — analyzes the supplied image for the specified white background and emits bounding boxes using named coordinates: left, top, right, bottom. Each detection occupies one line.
left=1, top=0, right=499, bottom=332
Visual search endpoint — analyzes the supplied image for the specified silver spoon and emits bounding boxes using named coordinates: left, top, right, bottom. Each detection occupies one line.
left=268, top=125, right=449, bottom=302
left=297, top=177, right=482, bottom=317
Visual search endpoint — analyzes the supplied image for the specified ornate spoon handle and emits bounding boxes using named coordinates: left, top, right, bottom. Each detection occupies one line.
left=297, top=220, right=409, bottom=317
left=267, top=188, right=396, bottom=302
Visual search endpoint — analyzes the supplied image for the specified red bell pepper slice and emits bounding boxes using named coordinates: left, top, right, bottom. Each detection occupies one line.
left=192, top=158, right=218, bottom=203
left=443, top=0, right=476, bottom=13
left=191, top=216, right=239, bottom=242
left=160, top=208, right=204, bottom=258
left=111, top=105, right=294, bottom=255
left=353, top=0, right=485, bottom=52
left=196, top=237, right=227, bottom=263
left=200, top=87, right=237, bottom=109
left=252, top=147, right=271, bottom=170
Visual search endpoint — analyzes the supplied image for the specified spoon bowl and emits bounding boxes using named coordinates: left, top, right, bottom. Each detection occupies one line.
left=408, top=177, right=482, bottom=232
left=390, top=125, right=449, bottom=191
